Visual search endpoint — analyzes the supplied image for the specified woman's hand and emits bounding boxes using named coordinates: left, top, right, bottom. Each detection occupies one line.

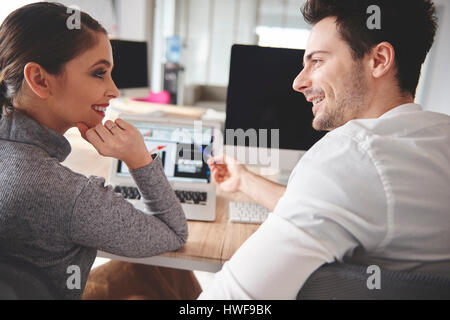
left=77, top=119, right=152, bottom=170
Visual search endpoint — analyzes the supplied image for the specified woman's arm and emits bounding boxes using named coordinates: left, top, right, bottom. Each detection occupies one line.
left=71, top=119, right=187, bottom=257
left=69, top=156, right=187, bottom=257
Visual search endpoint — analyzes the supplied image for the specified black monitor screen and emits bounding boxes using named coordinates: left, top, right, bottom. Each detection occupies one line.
left=225, top=45, right=326, bottom=151
left=111, top=40, right=149, bottom=89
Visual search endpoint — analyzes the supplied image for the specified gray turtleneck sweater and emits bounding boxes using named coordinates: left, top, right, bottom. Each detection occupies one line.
left=0, top=110, right=188, bottom=300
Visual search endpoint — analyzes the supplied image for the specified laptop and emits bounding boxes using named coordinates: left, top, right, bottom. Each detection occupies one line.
left=109, top=115, right=222, bottom=221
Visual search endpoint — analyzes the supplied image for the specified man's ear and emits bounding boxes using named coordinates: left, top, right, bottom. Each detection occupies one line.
left=23, top=62, right=52, bottom=99
left=370, top=42, right=396, bottom=79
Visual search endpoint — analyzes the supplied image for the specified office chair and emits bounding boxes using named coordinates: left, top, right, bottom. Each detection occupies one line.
left=0, top=255, right=60, bottom=300
left=297, top=262, right=450, bottom=300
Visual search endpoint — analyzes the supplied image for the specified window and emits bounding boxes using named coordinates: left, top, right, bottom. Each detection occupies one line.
left=256, top=0, right=311, bottom=49
left=0, top=0, right=39, bottom=25
left=256, top=26, right=310, bottom=50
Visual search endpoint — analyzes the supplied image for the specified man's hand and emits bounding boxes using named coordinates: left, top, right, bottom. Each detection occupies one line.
left=207, top=155, right=248, bottom=193
left=77, top=119, right=152, bottom=170
left=208, top=154, right=286, bottom=211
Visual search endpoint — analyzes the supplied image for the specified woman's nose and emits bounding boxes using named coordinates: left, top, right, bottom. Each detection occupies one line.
left=107, top=80, right=120, bottom=99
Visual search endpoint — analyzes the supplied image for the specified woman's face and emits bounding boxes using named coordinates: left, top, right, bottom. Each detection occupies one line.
left=48, top=33, right=119, bottom=133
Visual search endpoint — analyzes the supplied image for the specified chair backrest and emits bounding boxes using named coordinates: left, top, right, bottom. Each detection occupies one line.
left=297, top=262, right=450, bottom=300
left=0, top=256, right=60, bottom=300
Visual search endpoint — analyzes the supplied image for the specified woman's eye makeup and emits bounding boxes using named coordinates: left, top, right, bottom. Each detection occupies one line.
left=93, top=70, right=107, bottom=78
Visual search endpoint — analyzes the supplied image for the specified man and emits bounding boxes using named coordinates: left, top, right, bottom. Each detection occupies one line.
left=199, top=0, right=450, bottom=299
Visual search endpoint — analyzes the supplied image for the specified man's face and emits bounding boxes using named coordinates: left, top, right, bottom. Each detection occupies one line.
left=293, top=17, right=370, bottom=131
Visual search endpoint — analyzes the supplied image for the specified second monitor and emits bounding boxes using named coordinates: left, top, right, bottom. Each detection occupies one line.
left=225, top=45, right=326, bottom=170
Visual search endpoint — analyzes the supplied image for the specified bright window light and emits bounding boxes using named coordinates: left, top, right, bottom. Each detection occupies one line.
left=0, top=0, right=40, bottom=25
left=256, top=26, right=310, bottom=50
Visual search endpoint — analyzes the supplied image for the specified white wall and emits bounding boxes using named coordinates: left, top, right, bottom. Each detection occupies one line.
left=115, top=0, right=148, bottom=41
left=417, top=0, right=450, bottom=115
left=151, top=0, right=177, bottom=92
left=177, top=0, right=259, bottom=87
left=174, top=0, right=307, bottom=88
left=57, top=0, right=118, bottom=36
left=0, top=0, right=38, bottom=24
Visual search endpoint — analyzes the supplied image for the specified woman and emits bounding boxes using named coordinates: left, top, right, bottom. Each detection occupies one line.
left=0, top=2, right=200, bottom=300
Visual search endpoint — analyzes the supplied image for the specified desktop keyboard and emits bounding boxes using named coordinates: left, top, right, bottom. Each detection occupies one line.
left=114, top=186, right=207, bottom=206
left=228, top=202, right=270, bottom=224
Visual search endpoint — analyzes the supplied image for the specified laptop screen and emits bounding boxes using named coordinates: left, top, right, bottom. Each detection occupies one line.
left=116, top=121, right=216, bottom=183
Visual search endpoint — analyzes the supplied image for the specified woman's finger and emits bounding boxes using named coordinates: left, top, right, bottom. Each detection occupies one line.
left=85, top=127, right=104, bottom=146
left=105, top=120, right=119, bottom=134
left=94, top=124, right=113, bottom=142
left=115, top=118, right=132, bottom=130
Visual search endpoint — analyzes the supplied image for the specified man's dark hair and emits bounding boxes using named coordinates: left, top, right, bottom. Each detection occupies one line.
left=301, top=0, right=438, bottom=98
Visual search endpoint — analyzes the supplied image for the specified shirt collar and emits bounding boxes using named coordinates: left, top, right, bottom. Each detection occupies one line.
left=0, top=109, right=71, bottom=162
left=379, top=103, right=423, bottom=118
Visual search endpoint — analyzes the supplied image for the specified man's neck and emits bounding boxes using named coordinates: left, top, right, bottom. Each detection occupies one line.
left=363, top=91, right=414, bottom=119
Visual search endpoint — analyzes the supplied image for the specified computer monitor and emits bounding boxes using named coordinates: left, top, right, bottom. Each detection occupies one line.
left=225, top=44, right=326, bottom=171
left=110, top=39, right=150, bottom=98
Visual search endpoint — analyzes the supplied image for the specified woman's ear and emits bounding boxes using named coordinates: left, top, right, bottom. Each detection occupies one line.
left=369, top=42, right=396, bottom=79
left=23, top=62, right=52, bottom=99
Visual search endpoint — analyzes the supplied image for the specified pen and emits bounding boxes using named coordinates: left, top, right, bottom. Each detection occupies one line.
left=149, top=145, right=166, bottom=154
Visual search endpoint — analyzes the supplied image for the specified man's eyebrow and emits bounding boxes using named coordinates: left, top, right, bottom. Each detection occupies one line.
left=90, top=59, right=112, bottom=68
left=303, top=50, right=331, bottom=67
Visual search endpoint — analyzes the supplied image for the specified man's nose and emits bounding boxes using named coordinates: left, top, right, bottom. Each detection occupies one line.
left=292, top=68, right=311, bottom=94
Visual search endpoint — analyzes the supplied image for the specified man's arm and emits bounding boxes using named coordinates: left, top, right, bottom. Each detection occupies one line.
left=201, top=132, right=388, bottom=300
left=198, top=213, right=335, bottom=299
left=208, top=155, right=286, bottom=211
left=239, top=169, right=286, bottom=211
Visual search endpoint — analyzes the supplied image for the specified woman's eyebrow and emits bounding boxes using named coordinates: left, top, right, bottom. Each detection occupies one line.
left=90, top=59, right=113, bottom=69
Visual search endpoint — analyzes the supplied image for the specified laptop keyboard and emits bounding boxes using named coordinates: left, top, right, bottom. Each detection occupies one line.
left=175, top=190, right=208, bottom=206
left=114, top=186, right=207, bottom=206
left=114, top=185, right=141, bottom=200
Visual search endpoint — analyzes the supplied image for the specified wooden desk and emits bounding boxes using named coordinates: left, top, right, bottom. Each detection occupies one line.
left=62, top=103, right=273, bottom=273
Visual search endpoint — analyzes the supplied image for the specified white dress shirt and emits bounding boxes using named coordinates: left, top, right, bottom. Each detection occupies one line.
left=199, top=103, right=450, bottom=300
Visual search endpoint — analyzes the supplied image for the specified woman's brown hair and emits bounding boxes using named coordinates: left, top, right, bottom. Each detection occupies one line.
left=0, top=2, right=107, bottom=117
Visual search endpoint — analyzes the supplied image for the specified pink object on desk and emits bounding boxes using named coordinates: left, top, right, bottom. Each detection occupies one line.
left=132, top=91, right=171, bottom=104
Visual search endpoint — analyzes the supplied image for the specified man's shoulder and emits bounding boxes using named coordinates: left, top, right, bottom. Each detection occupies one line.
left=331, top=108, right=450, bottom=143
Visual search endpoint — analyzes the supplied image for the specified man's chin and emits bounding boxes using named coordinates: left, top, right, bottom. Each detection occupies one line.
left=312, top=115, right=333, bottom=132
left=312, top=114, right=324, bottom=131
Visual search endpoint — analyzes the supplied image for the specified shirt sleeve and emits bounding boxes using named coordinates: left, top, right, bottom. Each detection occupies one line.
left=199, top=132, right=388, bottom=299
left=69, top=156, right=188, bottom=257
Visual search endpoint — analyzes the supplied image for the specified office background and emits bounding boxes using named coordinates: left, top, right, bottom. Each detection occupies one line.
left=1, top=0, right=449, bottom=295
left=1, top=0, right=449, bottom=114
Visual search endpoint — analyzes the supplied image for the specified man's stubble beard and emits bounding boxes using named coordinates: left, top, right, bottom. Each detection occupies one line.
left=313, top=61, right=368, bottom=132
